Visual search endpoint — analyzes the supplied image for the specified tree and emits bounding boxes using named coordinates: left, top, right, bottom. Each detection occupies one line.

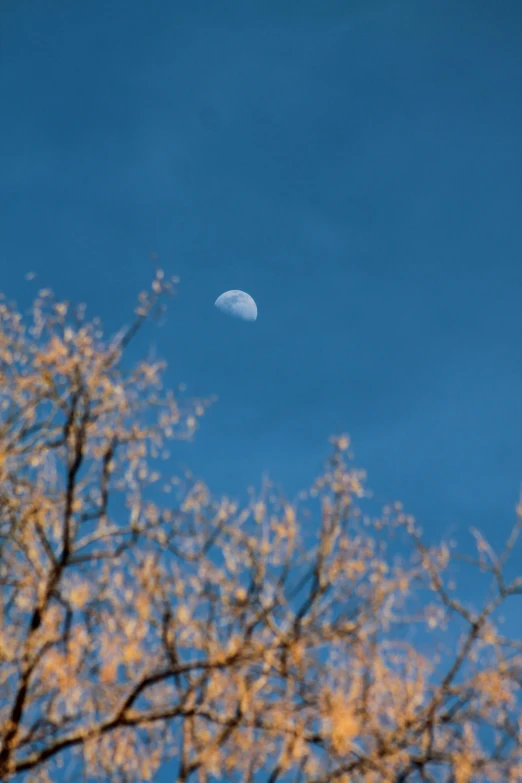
left=0, top=274, right=521, bottom=783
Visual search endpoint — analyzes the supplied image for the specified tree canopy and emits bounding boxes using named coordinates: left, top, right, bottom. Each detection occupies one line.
left=1, top=275, right=521, bottom=782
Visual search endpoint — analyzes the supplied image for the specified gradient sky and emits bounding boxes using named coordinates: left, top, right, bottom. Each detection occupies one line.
left=1, top=0, right=521, bottom=777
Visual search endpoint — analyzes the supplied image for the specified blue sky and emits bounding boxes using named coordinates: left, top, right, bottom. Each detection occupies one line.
left=1, top=0, right=521, bottom=774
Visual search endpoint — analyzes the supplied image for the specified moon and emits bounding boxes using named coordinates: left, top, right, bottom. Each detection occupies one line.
left=214, top=290, right=257, bottom=322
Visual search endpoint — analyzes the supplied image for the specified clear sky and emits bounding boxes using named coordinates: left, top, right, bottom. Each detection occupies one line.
left=1, top=0, right=521, bottom=775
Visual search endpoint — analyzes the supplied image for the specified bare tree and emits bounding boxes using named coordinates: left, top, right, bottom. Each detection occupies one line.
left=0, top=275, right=521, bottom=783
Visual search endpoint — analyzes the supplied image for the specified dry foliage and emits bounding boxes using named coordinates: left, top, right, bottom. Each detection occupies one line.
left=0, top=274, right=521, bottom=783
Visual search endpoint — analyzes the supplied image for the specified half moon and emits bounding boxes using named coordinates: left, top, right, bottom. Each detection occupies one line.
left=214, top=290, right=257, bottom=322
